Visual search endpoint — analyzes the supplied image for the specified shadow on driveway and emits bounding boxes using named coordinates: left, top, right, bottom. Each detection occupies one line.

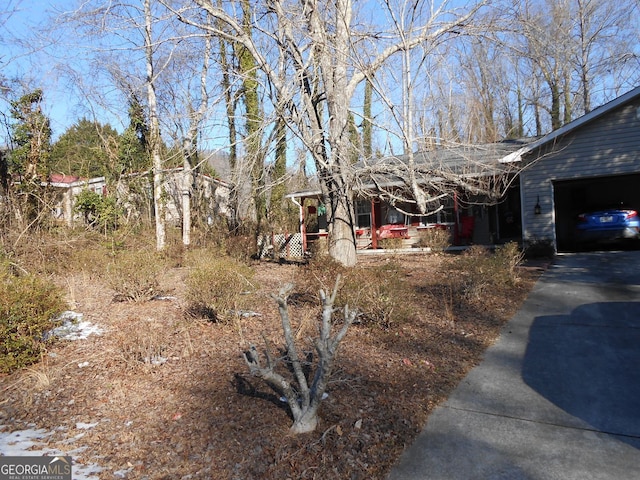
left=522, top=302, right=640, bottom=449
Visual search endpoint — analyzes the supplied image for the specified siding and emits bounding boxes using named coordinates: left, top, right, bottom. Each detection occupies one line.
left=520, top=99, right=640, bottom=246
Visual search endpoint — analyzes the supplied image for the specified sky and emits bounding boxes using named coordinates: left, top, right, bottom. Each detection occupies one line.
left=3, top=0, right=640, bottom=155
left=2, top=0, right=81, bottom=140
left=2, top=0, right=412, bottom=153
left=2, top=0, right=161, bottom=146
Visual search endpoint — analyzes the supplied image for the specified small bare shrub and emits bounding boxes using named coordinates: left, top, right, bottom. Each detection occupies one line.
left=463, top=244, right=491, bottom=258
left=113, top=318, right=169, bottom=369
left=416, top=227, right=451, bottom=252
left=0, top=260, right=67, bottom=373
left=294, top=258, right=413, bottom=328
left=377, top=238, right=404, bottom=250
left=226, top=233, right=258, bottom=262
left=451, top=242, right=524, bottom=300
left=222, top=221, right=259, bottom=261
left=342, top=262, right=414, bottom=328
left=494, top=241, right=525, bottom=284
left=7, top=361, right=60, bottom=408
left=243, top=279, right=357, bottom=434
left=292, top=257, right=349, bottom=305
left=105, top=249, right=164, bottom=302
left=184, top=251, right=255, bottom=322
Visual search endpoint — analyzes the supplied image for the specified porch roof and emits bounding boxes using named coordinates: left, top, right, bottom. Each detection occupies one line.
left=286, top=139, right=537, bottom=199
left=285, top=189, right=322, bottom=199
left=356, top=139, right=535, bottom=188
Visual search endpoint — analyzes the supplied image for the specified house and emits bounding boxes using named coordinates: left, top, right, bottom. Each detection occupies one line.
left=506, top=85, right=640, bottom=252
left=42, top=166, right=231, bottom=229
left=347, top=141, right=532, bottom=249
left=45, top=174, right=107, bottom=227
left=274, top=86, right=640, bottom=259
left=276, top=140, right=532, bottom=258
left=116, top=167, right=232, bottom=226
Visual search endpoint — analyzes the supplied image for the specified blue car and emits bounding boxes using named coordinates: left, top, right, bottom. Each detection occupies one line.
left=576, top=207, right=640, bottom=244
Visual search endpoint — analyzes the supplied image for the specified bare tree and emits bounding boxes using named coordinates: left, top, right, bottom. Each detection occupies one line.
left=572, top=0, right=638, bottom=114
left=159, top=10, right=214, bottom=246
left=143, top=0, right=167, bottom=250
left=243, top=278, right=357, bottom=434
left=213, top=0, right=270, bottom=233
left=501, top=0, right=639, bottom=133
left=52, top=0, right=195, bottom=249
left=167, top=0, right=489, bottom=266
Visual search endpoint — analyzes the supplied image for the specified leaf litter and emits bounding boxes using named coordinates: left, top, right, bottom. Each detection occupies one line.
left=0, top=254, right=542, bottom=479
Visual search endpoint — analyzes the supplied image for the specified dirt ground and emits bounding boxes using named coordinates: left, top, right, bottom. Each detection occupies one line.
left=0, top=253, right=545, bottom=479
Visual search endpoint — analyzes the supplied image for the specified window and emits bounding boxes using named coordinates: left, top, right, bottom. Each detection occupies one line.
left=385, top=206, right=404, bottom=224
left=356, top=201, right=371, bottom=228
left=419, top=197, right=454, bottom=225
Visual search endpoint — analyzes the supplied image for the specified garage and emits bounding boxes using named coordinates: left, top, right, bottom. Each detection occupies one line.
left=553, top=173, right=640, bottom=251
left=514, top=86, right=640, bottom=254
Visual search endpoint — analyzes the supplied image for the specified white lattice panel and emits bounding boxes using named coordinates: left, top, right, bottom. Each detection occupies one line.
left=258, top=233, right=304, bottom=259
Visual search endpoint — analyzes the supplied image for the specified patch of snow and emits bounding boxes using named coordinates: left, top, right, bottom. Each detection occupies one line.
left=233, top=310, right=263, bottom=317
left=113, top=467, right=133, bottom=478
left=148, top=355, right=168, bottom=366
left=0, top=425, right=103, bottom=479
left=152, top=295, right=177, bottom=301
left=46, top=311, right=103, bottom=341
left=75, top=422, right=98, bottom=430
left=0, top=425, right=52, bottom=454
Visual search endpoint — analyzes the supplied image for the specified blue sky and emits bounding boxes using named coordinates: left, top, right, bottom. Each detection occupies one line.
left=2, top=1, right=76, bottom=139
left=2, top=0, right=142, bottom=144
left=3, top=0, right=639, bottom=156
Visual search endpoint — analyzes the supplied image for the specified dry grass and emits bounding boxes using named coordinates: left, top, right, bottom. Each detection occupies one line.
left=112, top=317, right=172, bottom=370
left=0, top=240, right=543, bottom=480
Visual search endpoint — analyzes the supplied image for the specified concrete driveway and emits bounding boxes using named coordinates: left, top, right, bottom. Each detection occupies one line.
left=387, top=251, right=640, bottom=480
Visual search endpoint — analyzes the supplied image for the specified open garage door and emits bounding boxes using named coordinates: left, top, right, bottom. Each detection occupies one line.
left=553, top=173, right=640, bottom=251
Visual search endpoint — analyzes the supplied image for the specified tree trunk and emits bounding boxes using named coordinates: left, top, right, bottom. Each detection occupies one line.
left=363, top=79, right=373, bottom=159
left=328, top=191, right=357, bottom=267
left=182, top=141, right=192, bottom=246
left=145, top=0, right=165, bottom=251
left=550, top=80, right=561, bottom=130
left=290, top=408, right=319, bottom=434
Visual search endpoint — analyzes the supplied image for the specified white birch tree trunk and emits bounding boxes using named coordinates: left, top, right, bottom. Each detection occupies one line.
left=182, top=144, right=192, bottom=246
left=145, top=0, right=165, bottom=251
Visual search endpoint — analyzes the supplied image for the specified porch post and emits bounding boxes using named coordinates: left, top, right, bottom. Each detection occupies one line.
left=371, top=198, right=378, bottom=249
left=300, top=197, right=307, bottom=252
left=453, top=191, right=459, bottom=245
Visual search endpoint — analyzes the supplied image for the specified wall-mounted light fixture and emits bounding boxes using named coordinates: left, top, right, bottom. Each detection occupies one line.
left=534, top=196, right=542, bottom=215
